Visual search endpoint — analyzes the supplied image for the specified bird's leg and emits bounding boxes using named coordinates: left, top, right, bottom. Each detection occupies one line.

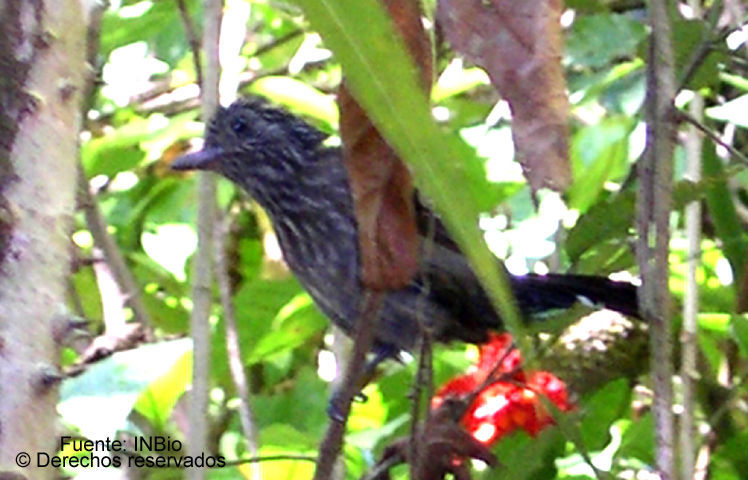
left=355, top=345, right=404, bottom=402
left=327, top=344, right=401, bottom=421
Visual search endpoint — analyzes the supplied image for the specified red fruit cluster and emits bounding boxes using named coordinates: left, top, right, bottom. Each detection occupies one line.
left=432, top=333, right=572, bottom=446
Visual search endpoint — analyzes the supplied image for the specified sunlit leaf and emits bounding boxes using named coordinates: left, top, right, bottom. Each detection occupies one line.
left=134, top=346, right=192, bottom=430
left=568, top=116, right=633, bottom=213
left=59, top=339, right=192, bottom=440
left=706, top=94, right=748, bottom=129
left=247, top=76, right=338, bottom=131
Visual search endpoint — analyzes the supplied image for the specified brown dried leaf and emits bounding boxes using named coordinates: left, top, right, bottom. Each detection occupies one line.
left=340, top=0, right=432, bottom=290
left=438, top=0, right=570, bottom=192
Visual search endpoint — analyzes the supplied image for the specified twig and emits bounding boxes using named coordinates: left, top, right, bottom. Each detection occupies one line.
left=248, top=28, right=304, bottom=58
left=186, top=1, right=221, bottom=479
left=361, top=453, right=402, bottom=480
left=313, top=290, right=384, bottom=480
left=76, top=167, right=153, bottom=331
left=223, top=454, right=318, bottom=466
left=175, top=0, right=203, bottom=88
left=90, top=28, right=306, bottom=123
left=76, top=0, right=153, bottom=331
left=681, top=4, right=705, bottom=469
left=408, top=199, right=438, bottom=479
left=677, top=0, right=724, bottom=91
left=214, top=211, right=260, bottom=475
left=676, top=109, right=748, bottom=167
left=638, top=0, right=677, bottom=477
left=408, top=333, right=432, bottom=479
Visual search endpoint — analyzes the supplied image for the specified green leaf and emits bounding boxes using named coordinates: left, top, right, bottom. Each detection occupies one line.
left=246, top=294, right=327, bottom=364
left=82, top=113, right=199, bottom=177
left=289, top=0, right=525, bottom=351
left=703, top=146, right=747, bottom=283
left=232, top=278, right=307, bottom=345
left=565, top=14, right=647, bottom=69
left=432, top=66, right=490, bottom=102
left=731, top=314, right=748, bottom=356
left=71, top=267, right=103, bottom=324
left=699, top=330, right=725, bottom=377
left=210, top=278, right=308, bottom=384
left=578, top=379, right=631, bottom=450
left=673, top=18, right=724, bottom=89
left=566, top=191, right=635, bottom=262
left=259, top=424, right=319, bottom=450
left=100, top=0, right=200, bottom=64
left=719, top=72, right=748, bottom=92
left=564, top=0, right=607, bottom=12
left=711, top=430, right=748, bottom=478
left=574, top=240, right=635, bottom=274
left=486, top=428, right=564, bottom=480
left=248, top=445, right=316, bottom=480
left=570, top=59, right=644, bottom=109
left=247, top=76, right=338, bottom=131
left=253, top=367, right=328, bottom=437
left=59, top=339, right=192, bottom=440
left=437, top=96, right=495, bottom=129
left=346, top=414, right=408, bottom=451
left=134, top=346, right=192, bottom=430
left=568, top=116, right=633, bottom=213
left=698, top=313, right=731, bottom=334
left=617, top=413, right=655, bottom=465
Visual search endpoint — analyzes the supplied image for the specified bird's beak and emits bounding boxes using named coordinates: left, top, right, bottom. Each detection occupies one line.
left=170, top=147, right=223, bottom=171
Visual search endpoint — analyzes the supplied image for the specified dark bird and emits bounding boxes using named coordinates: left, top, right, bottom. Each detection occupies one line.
left=172, top=98, right=639, bottom=360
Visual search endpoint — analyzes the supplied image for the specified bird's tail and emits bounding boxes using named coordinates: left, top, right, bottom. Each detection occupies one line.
left=510, top=273, right=640, bottom=318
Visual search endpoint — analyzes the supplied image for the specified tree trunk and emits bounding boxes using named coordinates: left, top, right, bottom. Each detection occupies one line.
left=0, top=2, right=87, bottom=478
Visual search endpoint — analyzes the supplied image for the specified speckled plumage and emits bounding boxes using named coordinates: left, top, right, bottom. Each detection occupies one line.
left=173, top=98, right=639, bottom=356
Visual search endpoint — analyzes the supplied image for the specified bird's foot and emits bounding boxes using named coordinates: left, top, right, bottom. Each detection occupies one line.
left=326, top=344, right=402, bottom=422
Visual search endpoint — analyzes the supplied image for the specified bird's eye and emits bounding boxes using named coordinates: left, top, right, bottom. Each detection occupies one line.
left=231, top=116, right=248, bottom=134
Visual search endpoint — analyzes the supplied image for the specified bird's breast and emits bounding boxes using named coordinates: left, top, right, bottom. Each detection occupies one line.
left=271, top=211, right=362, bottom=331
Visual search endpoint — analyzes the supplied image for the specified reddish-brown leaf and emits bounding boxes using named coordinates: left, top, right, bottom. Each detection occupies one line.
left=339, top=0, right=432, bottom=290
left=437, top=0, right=570, bottom=192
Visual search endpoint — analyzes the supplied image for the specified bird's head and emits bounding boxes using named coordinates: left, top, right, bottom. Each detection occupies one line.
left=171, top=98, right=328, bottom=196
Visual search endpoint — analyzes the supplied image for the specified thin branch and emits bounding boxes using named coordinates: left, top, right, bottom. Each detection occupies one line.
left=681, top=26, right=704, bottom=474
left=78, top=0, right=152, bottom=332
left=408, top=334, right=432, bottom=479
left=214, top=212, right=260, bottom=471
left=638, top=0, right=677, bottom=477
left=76, top=167, right=152, bottom=331
left=313, top=291, right=384, bottom=480
left=224, top=454, right=318, bottom=466
left=676, top=109, right=748, bottom=167
left=175, top=0, right=204, bottom=88
left=76, top=0, right=152, bottom=332
left=90, top=27, right=306, bottom=123
left=677, top=0, right=724, bottom=91
left=248, top=28, right=304, bottom=58
left=361, top=453, right=402, bottom=480
left=186, top=1, right=221, bottom=479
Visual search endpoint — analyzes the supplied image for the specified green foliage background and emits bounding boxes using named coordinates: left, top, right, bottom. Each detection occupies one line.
left=61, top=0, right=748, bottom=478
